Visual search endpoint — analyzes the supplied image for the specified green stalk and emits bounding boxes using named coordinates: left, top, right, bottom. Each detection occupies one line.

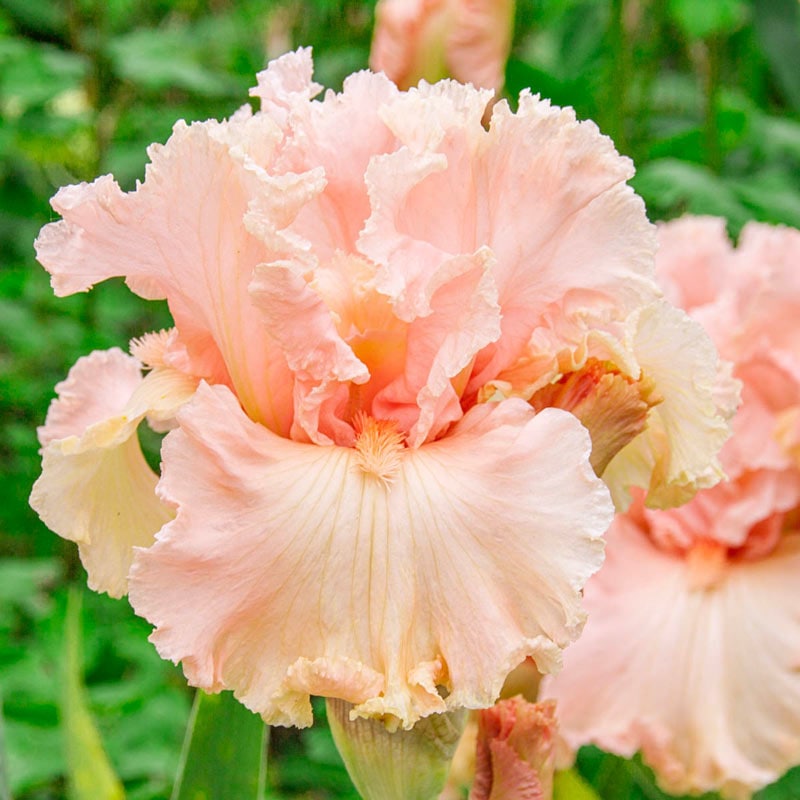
left=703, top=35, right=722, bottom=173
left=605, top=0, right=631, bottom=154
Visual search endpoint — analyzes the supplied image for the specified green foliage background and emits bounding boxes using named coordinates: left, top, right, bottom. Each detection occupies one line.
left=1, top=0, right=799, bottom=797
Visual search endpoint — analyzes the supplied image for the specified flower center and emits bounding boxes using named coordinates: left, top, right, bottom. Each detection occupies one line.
left=353, top=412, right=406, bottom=486
left=686, top=539, right=728, bottom=590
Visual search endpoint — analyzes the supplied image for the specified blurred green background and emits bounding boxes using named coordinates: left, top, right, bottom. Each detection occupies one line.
left=1, top=0, right=799, bottom=797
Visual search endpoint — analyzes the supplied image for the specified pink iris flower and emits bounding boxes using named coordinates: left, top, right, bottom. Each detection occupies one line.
left=31, top=52, right=730, bottom=730
left=543, top=217, right=800, bottom=798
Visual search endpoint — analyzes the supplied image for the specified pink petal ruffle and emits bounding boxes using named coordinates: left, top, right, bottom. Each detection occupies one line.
left=129, top=383, right=610, bottom=728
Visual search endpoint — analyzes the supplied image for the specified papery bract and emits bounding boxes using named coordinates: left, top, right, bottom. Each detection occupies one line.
left=32, top=52, right=730, bottom=729
left=543, top=218, right=800, bottom=799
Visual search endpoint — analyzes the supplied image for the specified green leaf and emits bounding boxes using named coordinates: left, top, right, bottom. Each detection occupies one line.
left=755, top=765, right=800, bottom=799
left=631, top=158, right=751, bottom=232
left=730, top=171, right=800, bottom=228
left=5, top=720, right=66, bottom=795
left=0, top=559, right=58, bottom=618
left=0, top=691, right=12, bottom=800
left=171, top=691, right=267, bottom=800
left=62, top=588, right=126, bottom=800
left=106, top=28, right=241, bottom=97
left=554, top=768, right=600, bottom=800
left=0, top=0, right=67, bottom=37
left=668, top=0, right=748, bottom=39
left=0, top=40, right=88, bottom=112
left=752, top=0, right=800, bottom=111
left=752, top=114, right=800, bottom=162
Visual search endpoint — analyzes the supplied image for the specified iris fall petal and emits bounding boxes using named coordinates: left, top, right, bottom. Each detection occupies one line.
left=129, top=383, right=610, bottom=729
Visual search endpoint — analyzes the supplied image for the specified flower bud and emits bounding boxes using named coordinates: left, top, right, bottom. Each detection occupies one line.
left=370, top=0, right=515, bottom=93
left=470, top=697, right=557, bottom=800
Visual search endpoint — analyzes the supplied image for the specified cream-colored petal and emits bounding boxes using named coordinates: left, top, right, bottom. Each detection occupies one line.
left=543, top=519, right=800, bottom=799
left=32, top=433, right=172, bottom=599
left=30, top=349, right=175, bottom=597
left=604, top=301, right=739, bottom=510
left=38, top=348, right=142, bottom=446
left=129, top=384, right=610, bottom=729
left=127, top=366, right=200, bottom=426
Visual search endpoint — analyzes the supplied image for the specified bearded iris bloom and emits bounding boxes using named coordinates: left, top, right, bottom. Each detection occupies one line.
left=31, top=51, right=732, bottom=730
left=543, top=218, right=800, bottom=799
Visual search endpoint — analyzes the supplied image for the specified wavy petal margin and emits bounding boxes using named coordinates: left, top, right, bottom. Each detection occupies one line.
left=34, top=117, right=294, bottom=434
left=129, top=383, right=610, bottom=728
left=29, top=349, right=189, bottom=597
left=542, top=518, right=800, bottom=799
left=604, top=301, right=739, bottom=510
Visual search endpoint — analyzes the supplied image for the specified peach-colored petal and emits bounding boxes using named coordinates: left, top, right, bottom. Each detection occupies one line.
left=34, top=116, right=294, bottom=435
left=655, top=216, right=732, bottom=312
left=470, top=95, right=657, bottom=386
left=372, top=248, right=502, bottom=446
left=249, top=47, right=323, bottom=126
left=656, top=217, right=800, bottom=392
left=258, top=68, right=400, bottom=257
left=249, top=263, right=368, bottom=445
left=542, top=517, right=800, bottom=799
left=360, top=87, right=659, bottom=390
left=250, top=246, right=500, bottom=446
left=129, top=383, right=610, bottom=728
left=30, top=350, right=175, bottom=598
left=242, top=167, right=328, bottom=273
left=644, top=468, right=800, bottom=555
left=729, top=223, right=800, bottom=362
left=359, top=83, right=492, bottom=321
